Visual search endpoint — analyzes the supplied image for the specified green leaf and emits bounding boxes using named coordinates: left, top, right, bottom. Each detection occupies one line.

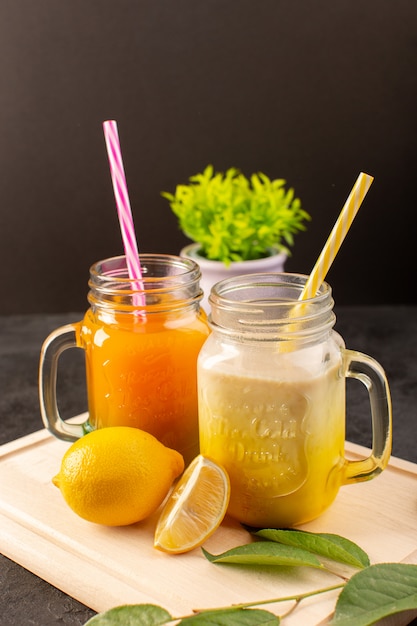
left=84, top=604, right=172, bottom=625
left=251, top=529, right=369, bottom=569
left=161, top=166, right=308, bottom=264
left=180, top=607, right=279, bottom=625
left=331, top=564, right=417, bottom=625
left=202, top=541, right=323, bottom=569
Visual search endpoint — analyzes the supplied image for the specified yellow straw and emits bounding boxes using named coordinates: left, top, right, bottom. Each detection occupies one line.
left=299, top=172, right=374, bottom=301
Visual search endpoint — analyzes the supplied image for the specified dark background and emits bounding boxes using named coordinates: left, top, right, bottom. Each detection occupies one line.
left=0, top=0, right=416, bottom=314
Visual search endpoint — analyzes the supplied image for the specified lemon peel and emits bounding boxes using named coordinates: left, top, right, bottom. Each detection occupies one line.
left=154, top=454, right=230, bottom=554
left=53, top=426, right=184, bottom=526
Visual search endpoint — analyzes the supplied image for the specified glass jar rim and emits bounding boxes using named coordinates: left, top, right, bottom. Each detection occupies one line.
left=87, top=254, right=203, bottom=314
left=209, top=272, right=335, bottom=340
left=210, top=272, right=332, bottom=308
left=90, top=254, right=201, bottom=289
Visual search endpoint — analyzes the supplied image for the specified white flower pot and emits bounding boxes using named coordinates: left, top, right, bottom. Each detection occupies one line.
left=181, top=243, right=287, bottom=313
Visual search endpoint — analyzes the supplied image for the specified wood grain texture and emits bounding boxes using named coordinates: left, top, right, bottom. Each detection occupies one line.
left=1, top=427, right=417, bottom=625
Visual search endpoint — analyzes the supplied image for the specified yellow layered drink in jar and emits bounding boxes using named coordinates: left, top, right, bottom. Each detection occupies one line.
left=198, top=351, right=345, bottom=527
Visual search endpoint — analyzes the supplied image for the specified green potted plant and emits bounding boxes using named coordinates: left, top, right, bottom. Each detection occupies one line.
left=162, top=165, right=310, bottom=309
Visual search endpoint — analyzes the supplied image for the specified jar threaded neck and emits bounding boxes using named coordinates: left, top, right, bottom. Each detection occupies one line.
left=87, top=254, right=203, bottom=314
left=209, top=273, right=335, bottom=343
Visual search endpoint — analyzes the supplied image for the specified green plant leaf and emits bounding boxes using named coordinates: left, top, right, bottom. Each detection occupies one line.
left=251, top=529, right=369, bottom=569
left=161, top=166, right=309, bottom=265
left=84, top=604, right=280, bottom=626
left=84, top=604, right=172, bottom=625
left=331, top=564, right=417, bottom=625
left=202, top=541, right=323, bottom=569
left=180, top=607, right=280, bottom=625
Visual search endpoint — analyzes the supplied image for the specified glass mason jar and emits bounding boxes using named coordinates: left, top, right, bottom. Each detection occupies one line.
left=39, top=254, right=210, bottom=466
left=197, top=273, right=392, bottom=527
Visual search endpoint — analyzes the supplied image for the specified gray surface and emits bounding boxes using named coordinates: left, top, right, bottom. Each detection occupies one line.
left=1, top=307, right=417, bottom=624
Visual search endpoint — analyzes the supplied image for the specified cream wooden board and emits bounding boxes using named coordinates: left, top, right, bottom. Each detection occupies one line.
left=1, top=424, right=417, bottom=626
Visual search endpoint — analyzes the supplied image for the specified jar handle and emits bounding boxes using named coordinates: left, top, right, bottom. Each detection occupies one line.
left=39, top=323, right=87, bottom=441
left=342, top=349, right=392, bottom=484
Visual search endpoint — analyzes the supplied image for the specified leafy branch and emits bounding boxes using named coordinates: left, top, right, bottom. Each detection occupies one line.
left=162, top=165, right=310, bottom=265
left=84, top=529, right=417, bottom=626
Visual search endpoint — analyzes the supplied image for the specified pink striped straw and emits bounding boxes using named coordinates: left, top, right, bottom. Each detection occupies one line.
left=102, top=120, right=145, bottom=306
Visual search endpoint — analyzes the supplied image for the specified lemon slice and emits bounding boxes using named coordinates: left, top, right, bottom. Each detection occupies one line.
left=154, top=454, right=230, bottom=554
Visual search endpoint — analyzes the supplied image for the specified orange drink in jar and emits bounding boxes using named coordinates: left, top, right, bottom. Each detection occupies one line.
left=40, top=255, right=209, bottom=466
left=80, top=306, right=208, bottom=463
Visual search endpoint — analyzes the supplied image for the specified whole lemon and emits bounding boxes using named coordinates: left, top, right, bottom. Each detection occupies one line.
left=52, top=427, right=184, bottom=526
